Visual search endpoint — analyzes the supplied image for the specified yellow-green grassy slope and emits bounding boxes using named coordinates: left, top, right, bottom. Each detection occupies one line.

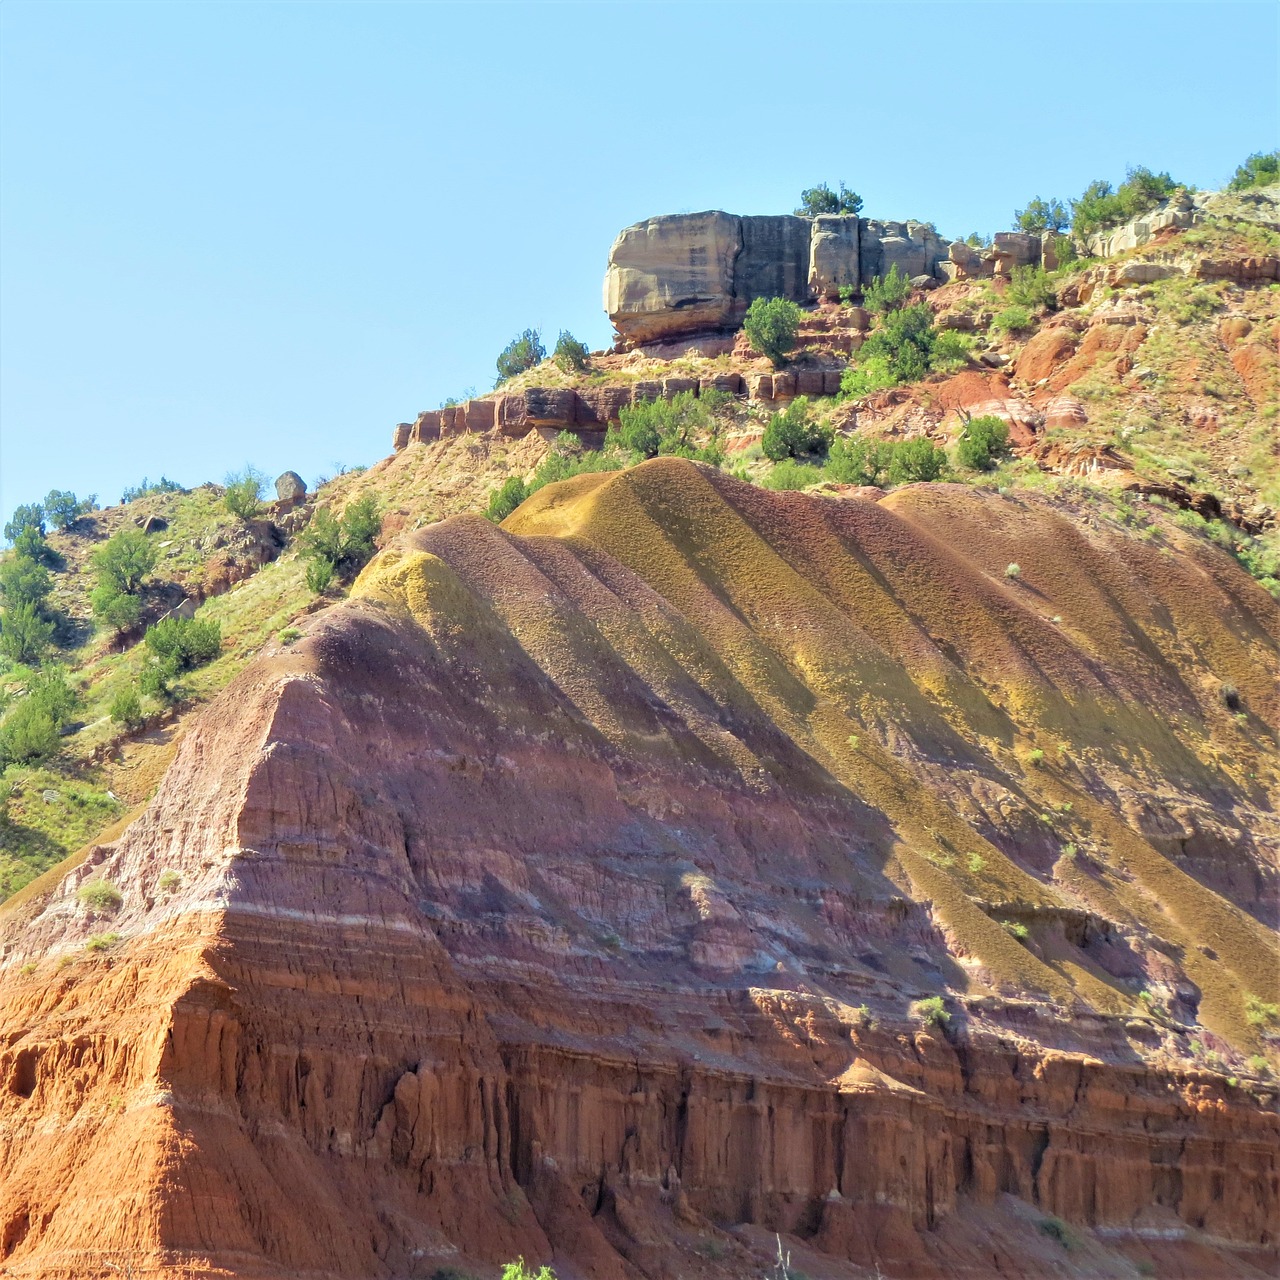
left=360, top=458, right=1279, bottom=1062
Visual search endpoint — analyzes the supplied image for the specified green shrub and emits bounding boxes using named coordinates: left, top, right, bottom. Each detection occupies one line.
left=956, top=415, right=1011, bottom=471
left=763, top=460, right=822, bottom=491
left=913, top=995, right=950, bottom=1026
left=1014, top=197, right=1069, bottom=235
left=1245, top=995, right=1279, bottom=1029
left=0, top=552, right=53, bottom=611
left=495, top=329, right=546, bottom=382
left=297, top=496, right=382, bottom=586
left=1003, top=920, right=1029, bottom=941
left=1227, top=151, right=1279, bottom=192
left=145, top=616, right=221, bottom=672
left=120, top=476, right=182, bottom=504
left=501, top=1260, right=556, bottom=1280
left=92, top=529, right=157, bottom=595
left=826, top=436, right=895, bottom=486
left=4, top=504, right=46, bottom=542
left=1038, top=1217, right=1074, bottom=1249
left=862, top=264, right=912, bottom=315
left=43, top=491, right=96, bottom=530
left=0, top=602, right=55, bottom=666
left=743, top=296, right=802, bottom=368
left=1005, top=562, right=1022, bottom=578
left=888, top=438, right=947, bottom=483
left=304, top=557, right=335, bottom=595
left=109, top=684, right=144, bottom=729
left=485, top=476, right=530, bottom=523
left=0, top=698, right=61, bottom=766
left=552, top=330, right=590, bottom=372
left=841, top=302, right=964, bottom=397
left=224, top=467, right=266, bottom=520
left=795, top=182, right=862, bottom=216
left=78, top=879, right=122, bottom=912
left=157, top=870, right=182, bottom=892
left=84, top=931, right=123, bottom=953
left=1071, top=166, right=1182, bottom=237
left=90, top=584, right=141, bottom=636
left=930, top=329, right=974, bottom=373
left=1005, top=266, right=1056, bottom=310
left=993, top=305, right=1033, bottom=333
left=278, top=627, right=301, bottom=644
left=609, top=391, right=723, bottom=463
left=11, top=526, right=59, bottom=569
left=26, top=668, right=76, bottom=727
left=760, top=398, right=832, bottom=461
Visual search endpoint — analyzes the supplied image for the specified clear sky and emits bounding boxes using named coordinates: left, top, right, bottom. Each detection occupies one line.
left=2, top=1, right=1276, bottom=524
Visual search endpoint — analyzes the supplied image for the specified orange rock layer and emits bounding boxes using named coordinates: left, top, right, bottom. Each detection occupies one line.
left=2, top=462, right=1278, bottom=1278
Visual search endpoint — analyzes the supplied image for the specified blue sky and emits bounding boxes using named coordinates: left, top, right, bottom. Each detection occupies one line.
left=2, top=1, right=1276, bottom=524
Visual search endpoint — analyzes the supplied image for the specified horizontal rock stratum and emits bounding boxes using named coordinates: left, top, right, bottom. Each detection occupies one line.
left=604, top=211, right=957, bottom=345
left=1, top=462, right=1278, bottom=1278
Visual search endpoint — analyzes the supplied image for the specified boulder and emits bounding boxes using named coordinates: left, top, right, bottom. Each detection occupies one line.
left=823, top=370, right=845, bottom=395
left=392, top=424, right=412, bottom=452
left=794, top=370, right=826, bottom=397
left=274, top=472, right=306, bottom=503
left=947, top=241, right=984, bottom=279
left=771, top=371, right=797, bottom=399
left=748, top=373, right=774, bottom=400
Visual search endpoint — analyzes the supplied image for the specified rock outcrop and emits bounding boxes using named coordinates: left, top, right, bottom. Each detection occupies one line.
left=2, top=462, right=1277, bottom=1279
left=605, top=212, right=952, bottom=345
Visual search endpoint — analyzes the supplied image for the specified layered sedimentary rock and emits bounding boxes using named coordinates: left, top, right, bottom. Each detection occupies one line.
left=2, top=462, right=1278, bottom=1278
left=604, top=212, right=956, bottom=344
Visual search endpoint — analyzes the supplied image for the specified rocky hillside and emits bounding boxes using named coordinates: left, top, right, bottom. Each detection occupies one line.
left=0, top=176, right=1277, bottom=1279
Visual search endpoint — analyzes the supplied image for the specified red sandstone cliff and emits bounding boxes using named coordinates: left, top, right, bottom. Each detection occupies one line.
left=1, top=461, right=1277, bottom=1278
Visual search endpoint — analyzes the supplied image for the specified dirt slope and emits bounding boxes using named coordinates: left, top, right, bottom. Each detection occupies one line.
left=1, top=461, right=1276, bottom=1279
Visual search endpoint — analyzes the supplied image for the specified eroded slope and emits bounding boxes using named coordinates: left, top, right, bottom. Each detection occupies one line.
left=1, top=461, right=1277, bottom=1279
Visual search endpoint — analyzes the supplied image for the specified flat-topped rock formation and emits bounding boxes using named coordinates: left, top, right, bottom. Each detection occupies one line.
left=603, top=211, right=957, bottom=345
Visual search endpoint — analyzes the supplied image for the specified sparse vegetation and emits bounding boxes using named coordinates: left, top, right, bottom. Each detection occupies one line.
left=501, top=1260, right=556, bottom=1280
left=223, top=466, right=267, bottom=521
left=993, top=304, right=1033, bottom=334
left=157, top=870, right=182, bottom=893
left=109, top=684, right=144, bottom=730
left=913, top=995, right=950, bottom=1026
left=84, top=931, right=123, bottom=953
left=121, top=476, right=183, bottom=504
left=78, top=879, right=123, bottom=913
left=1244, top=995, right=1279, bottom=1030
left=608, top=390, right=726, bottom=464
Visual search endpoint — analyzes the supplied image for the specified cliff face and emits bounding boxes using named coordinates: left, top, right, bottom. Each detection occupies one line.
left=2, top=462, right=1278, bottom=1279
left=604, top=212, right=954, bottom=345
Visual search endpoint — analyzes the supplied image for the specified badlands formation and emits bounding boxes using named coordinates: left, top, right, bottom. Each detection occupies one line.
left=1, top=187, right=1278, bottom=1280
